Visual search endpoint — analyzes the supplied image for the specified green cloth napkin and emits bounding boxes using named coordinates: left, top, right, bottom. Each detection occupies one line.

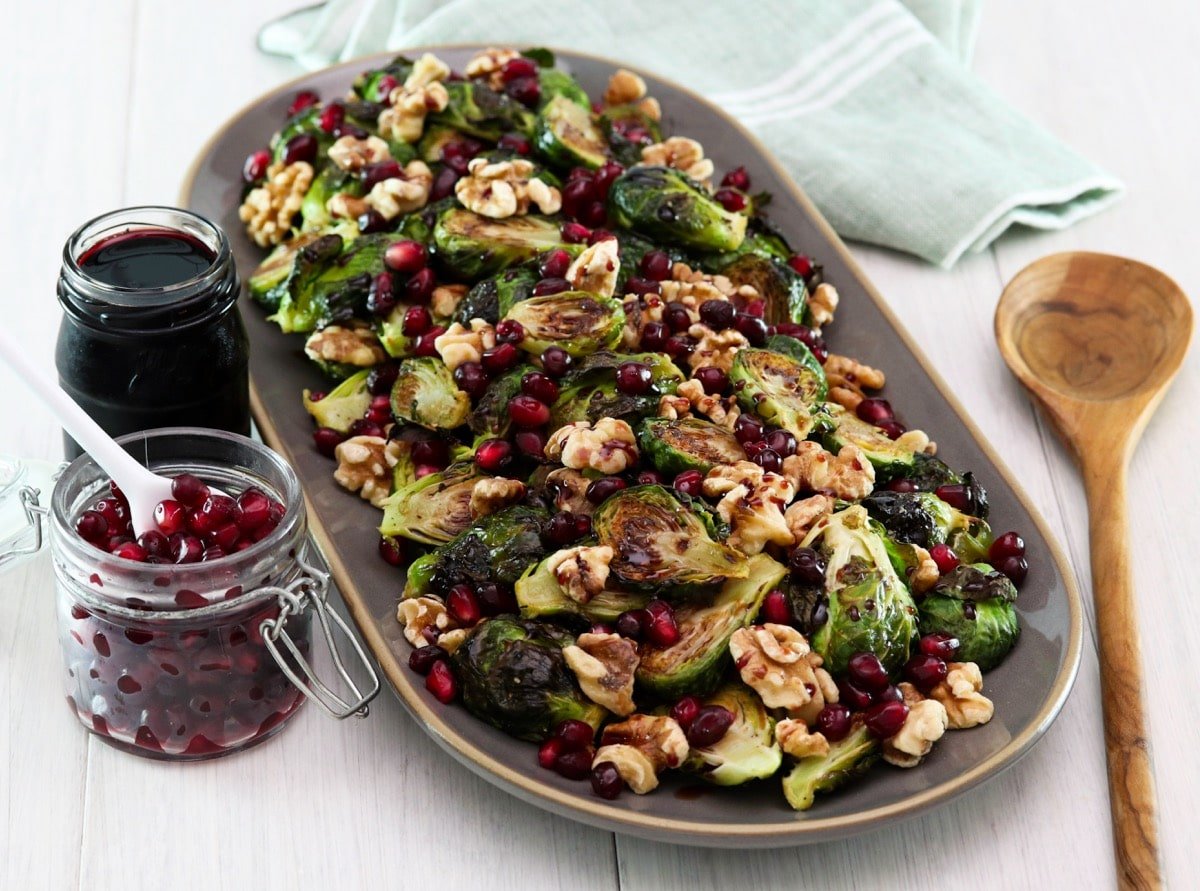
left=258, top=0, right=1122, bottom=268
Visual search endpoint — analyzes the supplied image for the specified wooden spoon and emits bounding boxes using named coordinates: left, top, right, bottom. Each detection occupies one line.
left=995, top=252, right=1192, bottom=891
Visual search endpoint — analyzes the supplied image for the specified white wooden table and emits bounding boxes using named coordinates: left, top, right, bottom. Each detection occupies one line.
left=2, top=2, right=1197, bottom=888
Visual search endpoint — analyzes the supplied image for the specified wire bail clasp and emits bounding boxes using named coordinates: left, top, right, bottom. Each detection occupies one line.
left=0, top=486, right=49, bottom=570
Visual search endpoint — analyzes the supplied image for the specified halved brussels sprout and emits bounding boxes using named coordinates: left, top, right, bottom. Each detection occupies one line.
left=404, top=505, right=548, bottom=597
left=451, top=615, right=607, bottom=741
left=550, top=350, right=684, bottom=427
left=270, top=233, right=393, bottom=334
left=454, top=267, right=538, bottom=326
left=429, top=81, right=537, bottom=140
left=682, top=681, right=782, bottom=786
left=537, top=67, right=589, bottom=108
left=802, top=505, right=919, bottom=675
left=514, top=551, right=650, bottom=622
left=717, top=253, right=808, bottom=326
left=469, top=362, right=538, bottom=440
left=248, top=226, right=356, bottom=309
left=504, top=292, right=625, bottom=358
left=534, top=94, right=610, bottom=169
left=379, top=461, right=484, bottom=545
left=593, top=485, right=747, bottom=594
left=919, top=592, right=1019, bottom=671
left=636, top=552, right=786, bottom=699
left=352, top=55, right=413, bottom=101
left=863, top=490, right=992, bottom=562
left=433, top=208, right=580, bottom=280
left=375, top=305, right=415, bottom=359
left=389, top=357, right=470, bottom=430
left=933, top=563, right=1018, bottom=603
left=637, top=417, right=745, bottom=475
left=781, top=720, right=879, bottom=811
left=607, top=166, right=747, bottom=252
left=729, top=347, right=827, bottom=439
left=301, top=369, right=371, bottom=433
left=301, top=165, right=358, bottom=231
left=820, top=405, right=920, bottom=479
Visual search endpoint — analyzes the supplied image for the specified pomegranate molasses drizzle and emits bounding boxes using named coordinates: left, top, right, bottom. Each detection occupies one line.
left=56, top=208, right=250, bottom=458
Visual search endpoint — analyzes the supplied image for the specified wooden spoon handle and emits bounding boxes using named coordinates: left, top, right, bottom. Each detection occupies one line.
left=1083, top=456, right=1162, bottom=890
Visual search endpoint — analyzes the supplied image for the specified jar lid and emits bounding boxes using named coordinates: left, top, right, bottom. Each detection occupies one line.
left=0, top=457, right=57, bottom=573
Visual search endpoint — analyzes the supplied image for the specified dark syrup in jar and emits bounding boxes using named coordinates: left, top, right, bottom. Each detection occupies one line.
left=77, top=228, right=215, bottom=289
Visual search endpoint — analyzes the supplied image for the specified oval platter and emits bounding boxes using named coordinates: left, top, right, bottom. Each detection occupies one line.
left=182, top=45, right=1083, bottom=846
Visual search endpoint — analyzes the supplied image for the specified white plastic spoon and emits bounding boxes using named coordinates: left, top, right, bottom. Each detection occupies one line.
left=0, top=328, right=174, bottom=536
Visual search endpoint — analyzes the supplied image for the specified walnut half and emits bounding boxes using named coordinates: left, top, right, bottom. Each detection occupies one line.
left=563, top=632, right=639, bottom=716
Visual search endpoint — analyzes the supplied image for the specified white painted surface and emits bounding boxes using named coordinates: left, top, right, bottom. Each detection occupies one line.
left=1, top=2, right=1196, bottom=888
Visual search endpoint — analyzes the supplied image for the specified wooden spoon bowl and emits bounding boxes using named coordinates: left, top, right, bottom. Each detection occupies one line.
left=996, top=251, right=1192, bottom=891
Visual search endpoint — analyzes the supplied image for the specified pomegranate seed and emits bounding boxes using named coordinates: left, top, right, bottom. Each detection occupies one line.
left=918, top=633, right=959, bottom=660
left=816, top=704, right=852, bottom=741
left=475, top=439, right=513, bottom=472
left=579, top=201, right=607, bottom=227
left=734, top=313, right=768, bottom=346
left=562, top=178, right=596, bottom=218
left=673, top=469, right=704, bottom=498
left=586, top=477, right=627, bottom=504
left=408, top=644, right=446, bottom=675
left=847, top=652, right=890, bottom=692
left=592, top=161, right=624, bottom=198
left=405, top=267, right=436, bottom=303
left=588, top=228, right=617, bottom=245
left=242, top=149, right=271, bottom=183
left=645, top=610, right=680, bottom=648
left=75, top=510, right=109, bottom=542
left=856, top=398, right=894, bottom=424
left=520, top=371, right=558, bottom=404
left=508, top=395, right=550, bottom=428
left=590, top=762, right=623, bottom=799
left=348, top=418, right=385, bottom=438
left=720, top=166, right=751, bottom=190
left=112, top=541, right=147, bottom=562
left=413, top=328, right=443, bottom=357
left=905, top=654, right=948, bottom=693
left=384, top=240, right=427, bottom=273
left=698, top=299, right=735, bottom=330
left=135, top=530, right=168, bottom=557
left=760, top=589, right=791, bottom=624
left=504, top=75, right=540, bottom=107
left=234, top=489, right=271, bottom=533
left=714, top=188, right=747, bottom=212
left=546, top=512, right=585, bottom=545
left=317, top=102, right=345, bottom=133
left=170, top=474, right=207, bottom=507
left=670, top=696, right=703, bottom=730
left=789, top=547, right=826, bottom=585
left=495, top=319, right=526, bottom=345
left=362, top=159, right=403, bottom=190
left=313, top=427, right=347, bottom=458
left=446, top=584, right=481, bottom=625
left=170, top=534, right=204, bottom=564
left=152, top=500, right=186, bottom=535
left=637, top=470, right=664, bottom=485
left=553, top=747, right=594, bottom=780
left=453, top=362, right=489, bottom=400
left=639, top=321, right=668, bottom=351
left=430, top=166, right=460, bottom=201
left=368, top=364, right=400, bottom=395
left=540, top=347, right=572, bottom=377
left=498, top=132, right=531, bottom=154
left=401, top=305, right=432, bottom=336
left=282, top=133, right=317, bottom=165
left=995, top=555, right=1028, bottom=586
left=500, top=56, right=538, bottom=82
left=887, top=479, right=918, bottom=493
left=554, top=719, right=595, bottom=751
left=764, top=429, right=797, bottom=458
left=664, top=335, right=695, bottom=360
left=934, top=484, right=973, bottom=512
left=411, top=439, right=448, bottom=467
left=751, top=448, right=782, bottom=474
left=615, top=609, right=649, bottom=640
left=532, top=277, right=571, bottom=297
left=615, top=362, right=653, bottom=394
left=414, top=464, right=440, bottom=479
left=379, top=535, right=405, bottom=566
left=336, top=123, right=370, bottom=140
left=561, top=222, right=591, bottom=243
left=538, top=737, right=563, bottom=770
left=201, top=545, right=227, bottom=561
left=744, top=298, right=766, bottom=318
left=476, top=582, right=518, bottom=616
left=426, top=660, right=457, bottom=703
left=639, top=250, right=672, bottom=281
left=787, top=254, right=813, bottom=278
left=877, top=420, right=906, bottom=440
left=481, top=342, right=520, bottom=374
left=929, top=543, right=959, bottom=574
left=734, top=413, right=765, bottom=445
left=286, top=89, right=319, bottom=116
left=686, top=705, right=735, bottom=748
left=692, top=366, right=727, bottom=396
left=209, top=522, right=241, bottom=551
left=990, top=531, right=1026, bottom=560
left=837, top=679, right=875, bottom=710
left=374, top=74, right=399, bottom=100
left=625, top=277, right=661, bottom=297
left=864, top=700, right=909, bottom=738
left=663, top=302, right=692, bottom=333
left=366, top=272, right=395, bottom=316
left=515, top=429, right=548, bottom=457
left=539, top=249, right=572, bottom=279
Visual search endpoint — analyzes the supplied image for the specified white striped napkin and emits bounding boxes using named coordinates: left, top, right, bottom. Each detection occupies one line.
left=259, top=0, right=1122, bottom=268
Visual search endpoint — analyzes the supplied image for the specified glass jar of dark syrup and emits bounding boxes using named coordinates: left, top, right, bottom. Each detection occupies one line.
left=56, top=207, right=250, bottom=459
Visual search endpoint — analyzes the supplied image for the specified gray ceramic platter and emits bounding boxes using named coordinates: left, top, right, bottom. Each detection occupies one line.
left=183, top=45, right=1083, bottom=846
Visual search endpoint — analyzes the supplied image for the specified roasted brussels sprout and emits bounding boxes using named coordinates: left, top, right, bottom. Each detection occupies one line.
left=352, top=55, right=414, bottom=101
left=533, top=94, right=610, bottom=169
left=514, top=551, right=650, bottom=622
left=919, top=573, right=1019, bottom=671
left=781, top=720, right=879, bottom=811
left=271, top=105, right=332, bottom=163
left=374, top=305, right=415, bottom=359
left=607, top=166, right=747, bottom=252
left=429, top=81, right=537, bottom=140
left=379, top=461, right=484, bottom=545
left=932, top=563, right=1018, bottom=603
left=416, top=124, right=462, bottom=163
left=863, top=490, right=992, bottom=562
left=682, top=681, right=782, bottom=785
left=389, top=357, right=470, bottom=430
left=537, top=67, right=589, bottom=108
left=801, top=505, right=919, bottom=675
left=301, top=165, right=358, bottom=231
left=453, top=267, right=538, bottom=326
left=820, top=405, right=924, bottom=479
left=301, top=368, right=371, bottom=433
left=729, top=347, right=827, bottom=439
left=451, top=615, right=607, bottom=741
left=714, top=252, right=808, bottom=326
left=433, top=208, right=580, bottom=280
left=270, top=233, right=393, bottom=334
left=503, top=292, right=625, bottom=358
left=247, top=227, right=355, bottom=310
left=594, top=485, right=747, bottom=594
left=599, top=104, right=663, bottom=166
left=637, top=417, right=745, bottom=475
left=551, top=350, right=684, bottom=427
left=637, top=552, right=787, bottom=698
left=468, top=362, right=538, bottom=439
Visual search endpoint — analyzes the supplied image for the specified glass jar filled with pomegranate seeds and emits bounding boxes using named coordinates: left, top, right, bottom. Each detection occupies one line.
left=44, top=428, right=378, bottom=761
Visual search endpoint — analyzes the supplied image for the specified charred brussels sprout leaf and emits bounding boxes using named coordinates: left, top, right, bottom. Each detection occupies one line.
left=918, top=594, right=1019, bottom=671
left=469, top=362, right=537, bottom=439
left=534, top=94, right=610, bottom=169
left=638, top=417, right=745, bottom=475
left=433, top=208, right=580, bottom=280
left=248, top=227, right=355, bottom=310
left=599, top=105, right=663, bottom=166
left=551, top=350, right=684, bottom=427
left=454, top=267, right=538, bottom=326
left=451, top=616, right=607, bottom=741
left=607, top=166, right=747, bottom=252
left=379, top=461, right=484, bottom=545
left=270, top=233, right=393, bottom=334
left=537, top=67, right=589, bottom=108
left=406, top=505, right=548, bottom=596
left=803, top=505, right=918, bottom=675
left=637, top=552, right=786, bottom=699
left=729, top=347, right=827, bottom=439
left=932, top=563, right=1018, bottom=604
left=503, top=292, right=625, bottom=358
left=594, top=485, right=748, bottom=594
left=389, top=357, right=470, bottom=430
left=862, top=491, right=942, bottom=549
left=682, top=681, right=782, bottom=785
left=781, top=720, right=879, bottom=811
left=430, top=81, right=537, bottom=140
left=301, top=369, right=371, bottom=433
left=515, top=552, right=650, bottom=623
